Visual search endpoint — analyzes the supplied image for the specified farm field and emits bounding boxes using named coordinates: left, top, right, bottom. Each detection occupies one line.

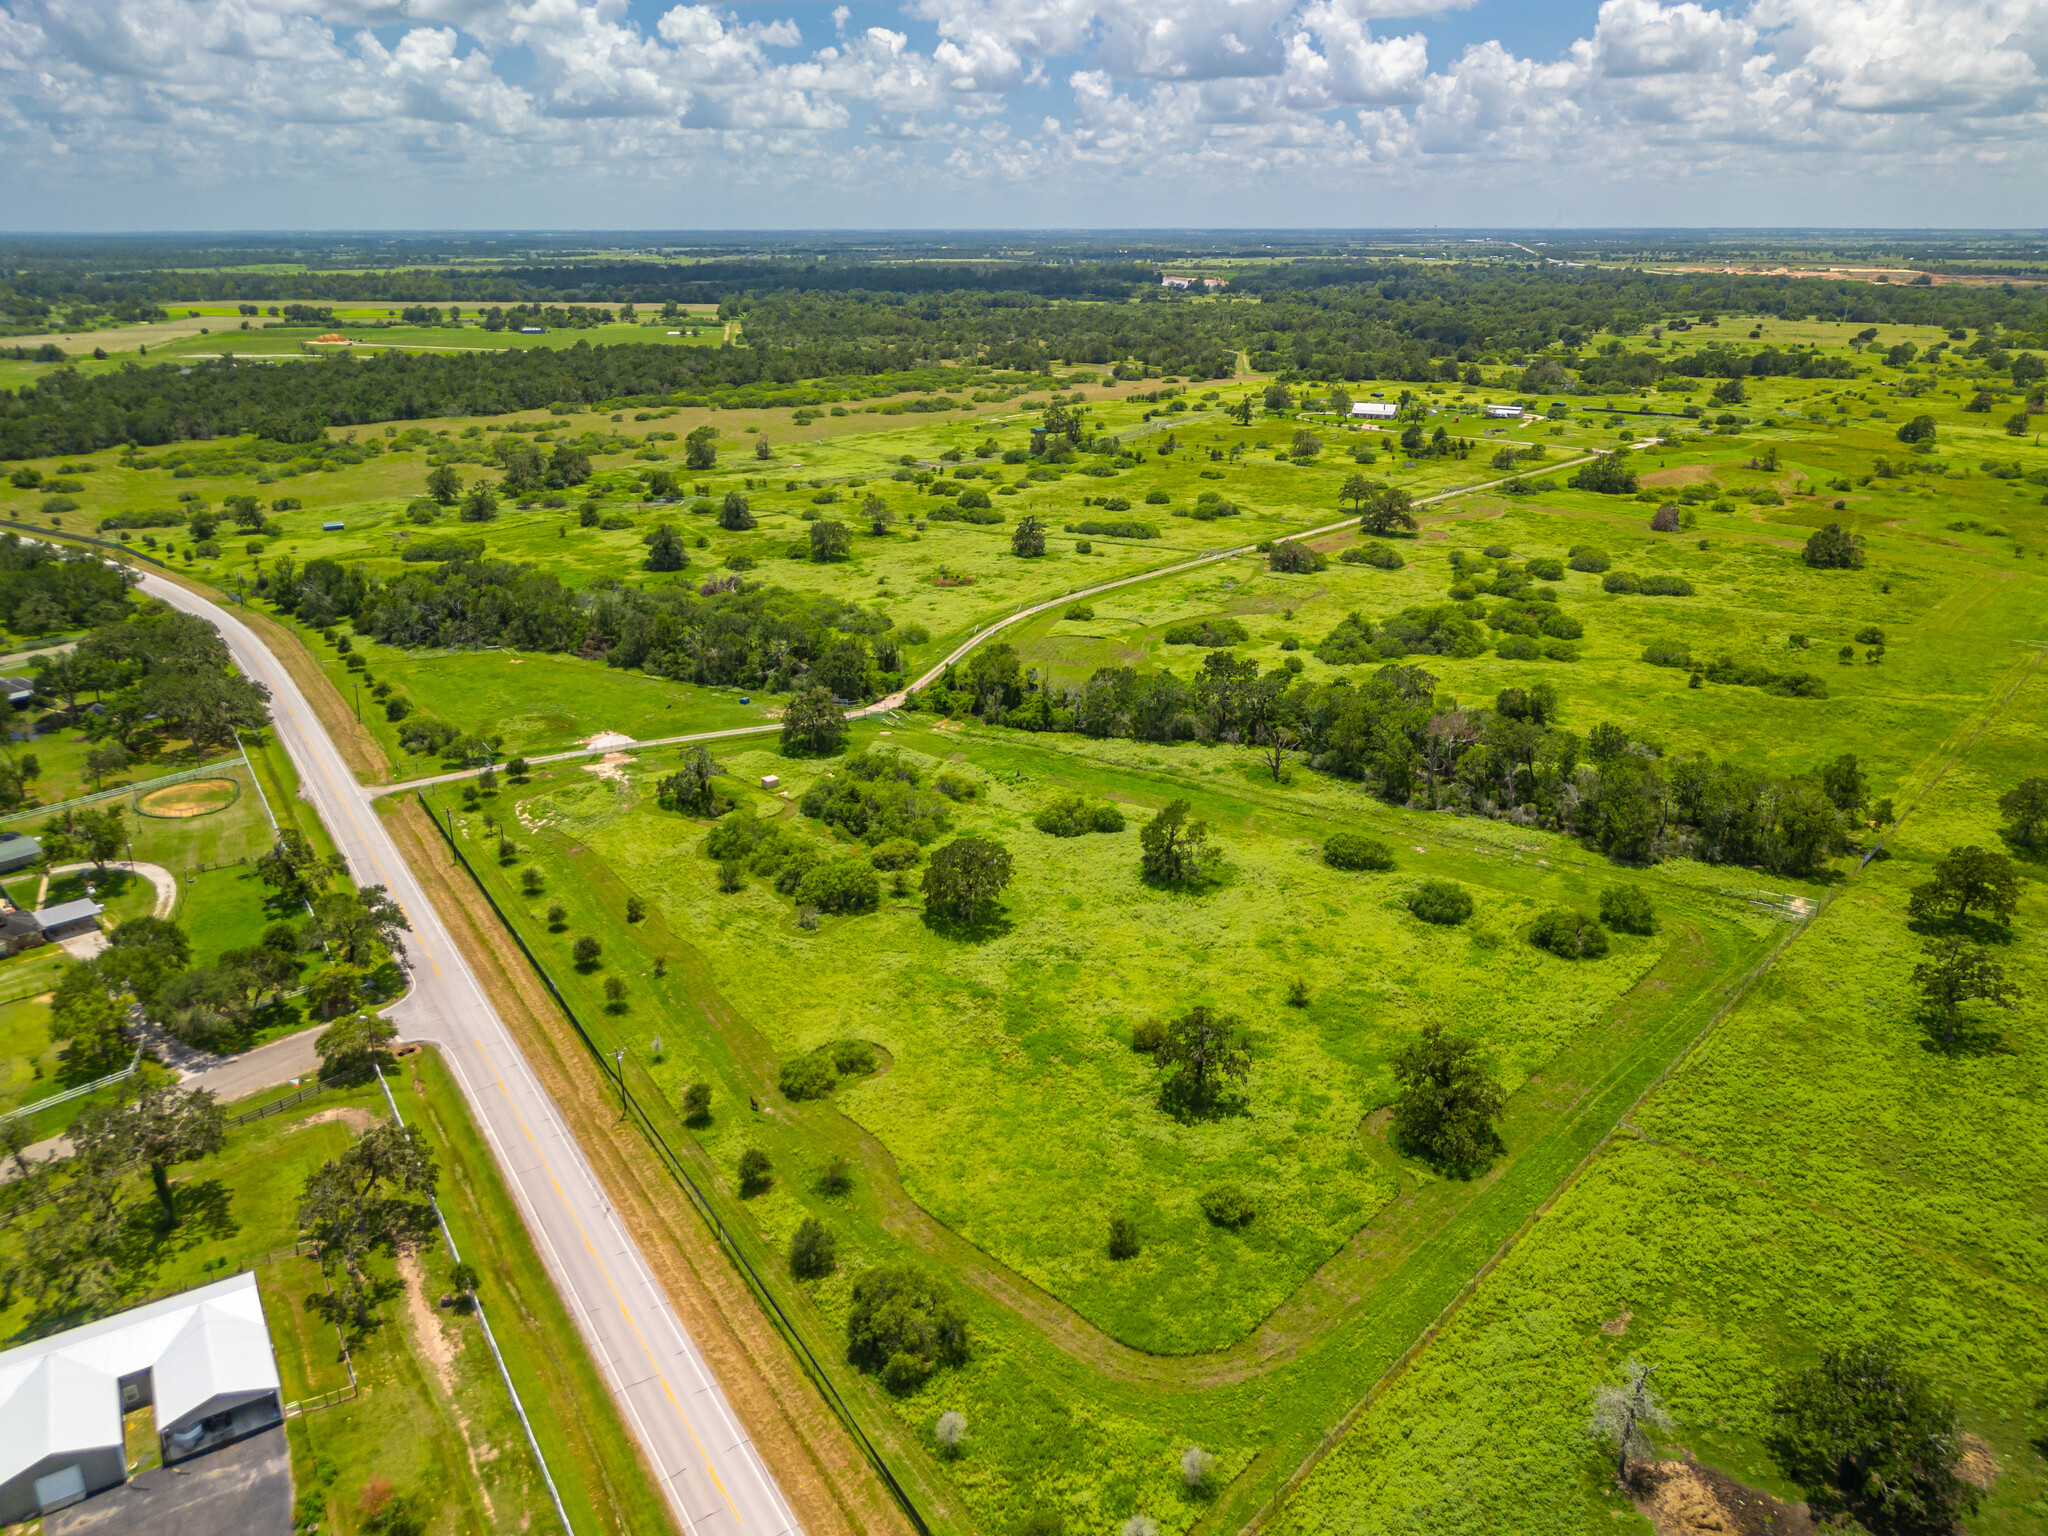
left=8, top=289, right=2048, bottom=1535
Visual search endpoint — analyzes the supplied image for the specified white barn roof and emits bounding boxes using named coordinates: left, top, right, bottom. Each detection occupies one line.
left=0, top=1273, right=281, bottom=1488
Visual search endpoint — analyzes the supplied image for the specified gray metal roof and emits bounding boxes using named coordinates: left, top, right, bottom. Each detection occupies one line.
left=31, top=899, right=103, bottom=929
left=0, top=1274, right=281, bottom=1489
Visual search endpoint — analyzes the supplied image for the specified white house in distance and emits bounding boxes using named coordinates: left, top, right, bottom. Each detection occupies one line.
left=1350, top=401, right=1400, bottom=421
left=1159, top=274, right=1226, bottom=291
left=1484, top=403, right=1526, bottom=419
left=0, top=1272, right=285, bottom=1523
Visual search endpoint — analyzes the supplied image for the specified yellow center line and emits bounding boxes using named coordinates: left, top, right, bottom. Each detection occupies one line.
left=474, top=1038, right=740, bottom=1520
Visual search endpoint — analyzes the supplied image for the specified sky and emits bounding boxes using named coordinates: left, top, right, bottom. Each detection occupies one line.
left=3, top=0, right=2047, bottom=231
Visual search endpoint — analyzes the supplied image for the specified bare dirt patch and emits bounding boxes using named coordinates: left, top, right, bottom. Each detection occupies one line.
left=1641, top=465, right=1715, bottom=487
left=293, top=1105, right=377, bottom=1134
left=581, top=751, right=638, bottom=785
left=138, top=778, right=238, bottom=818
left=1958, top=1433, right=2000, bottom=1491
left=1600, top=1310, right=1632, bottom=1336
left=580, top=731, right=635, bottom=750
left=1630, top=1459, right=1817, bottom=1536
left=397, top=1249, right=459, bottom=1395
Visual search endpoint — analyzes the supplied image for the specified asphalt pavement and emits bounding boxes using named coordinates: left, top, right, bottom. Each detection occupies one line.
left=136, top=569, right=802, bottom=1536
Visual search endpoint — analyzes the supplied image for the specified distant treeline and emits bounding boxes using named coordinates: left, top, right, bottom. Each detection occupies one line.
left=269, top=555, right=913, bottom=689
left=0, top=344, right=991, bottom=457
left=7, top=257, right=2046, bottom=351
left=0, top=260, right=1163, bottom=325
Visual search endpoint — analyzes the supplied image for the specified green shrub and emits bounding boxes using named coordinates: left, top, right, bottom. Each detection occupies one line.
left=778, top=1055, right=836, bottom=1101
left=796, top=859, right=881, bottom=914
left=1108, top=1215, right=1140, bottom=1259
left=1199, top=1184, right=1257, bottom=1228
left=1162, top=617, right=1250, bottom=646
left=789, top=1217, right=838, bottom=1279
left=737, top=1147, right=773, bottom=1194
left=830, top=1040, right=878, bottom=1075
left=1130, top=1017, right=1166, bottom=1054
left=846, top=1266, right=970, bottom=1393
left=1034, top=794, right=1126, bottom=836
left=1324, top=833, right=1395, bottom=871
left=1407, top=880, right=1474, bottom=926
left=1530, top=907, right=1610, bottom=958
left=870, top=838, right=921, bottom=871
left=1599, top=885, right=1656, bottom=934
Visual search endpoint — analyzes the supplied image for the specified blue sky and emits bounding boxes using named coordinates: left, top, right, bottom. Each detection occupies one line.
left=2, top=0, right=2045, bottom=230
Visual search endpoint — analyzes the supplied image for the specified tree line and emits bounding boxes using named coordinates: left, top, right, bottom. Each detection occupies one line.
left=269, top=554, right=910, bottom=695
left=908, top=651, right=1869, bottom=877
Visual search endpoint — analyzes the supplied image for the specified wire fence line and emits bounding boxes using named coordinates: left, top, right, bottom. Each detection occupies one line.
left=0, top=1049, right=142, bottom=1125
left=421, top=793, right=934, bottom=1536
left=0, top=758, right=253, bottom=826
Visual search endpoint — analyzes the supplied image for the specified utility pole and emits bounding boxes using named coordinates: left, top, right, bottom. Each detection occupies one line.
left=613, top=1047, right=627, bottom=1117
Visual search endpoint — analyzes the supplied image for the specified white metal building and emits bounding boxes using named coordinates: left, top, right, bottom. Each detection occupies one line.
left=1350, top=401, right=1400, bottom=420
left=1484, top=403, right=1526, bottom=418
left=0, top=1272, right=285, bottom=1523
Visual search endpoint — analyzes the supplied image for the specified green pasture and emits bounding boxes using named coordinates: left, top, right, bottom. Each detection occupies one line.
left=416, top=713, right=1787, bottom=1533
left=1276, top=663, right=2048, bottom=1536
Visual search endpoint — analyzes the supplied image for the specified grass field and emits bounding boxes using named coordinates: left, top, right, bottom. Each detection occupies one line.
left=10, top=314, right=2048, bottom=1532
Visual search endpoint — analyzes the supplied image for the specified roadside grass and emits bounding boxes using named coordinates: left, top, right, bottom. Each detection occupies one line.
left=391, top=1045, right=681, bottom=1536
left=298, top=633, right=775, bottom=770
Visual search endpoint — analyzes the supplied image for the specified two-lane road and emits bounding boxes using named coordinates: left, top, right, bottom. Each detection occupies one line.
left=137, top=569, right=800, bottom=1536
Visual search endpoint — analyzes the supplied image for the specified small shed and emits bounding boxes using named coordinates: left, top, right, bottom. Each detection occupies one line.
left=321, top=521, right=345, bottom=532
left=760, top=774, right=781, bottom=791
left=0, top=833, right=40, bottom=875
left=1484, top=403, right=1525, bottom=419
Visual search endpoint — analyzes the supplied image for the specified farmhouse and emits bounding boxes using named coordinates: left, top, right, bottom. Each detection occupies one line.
left=1484, top=403, right=1525, bottom=419
left=1159, top=275, right=1227, bottom=291
left=0, top=1272, right=285, bottom=1524
left=1350, top=401, right=1400, bottom=420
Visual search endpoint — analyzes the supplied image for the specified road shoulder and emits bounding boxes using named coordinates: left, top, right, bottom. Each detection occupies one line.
left=381, top=795, right=911, bottom=1536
